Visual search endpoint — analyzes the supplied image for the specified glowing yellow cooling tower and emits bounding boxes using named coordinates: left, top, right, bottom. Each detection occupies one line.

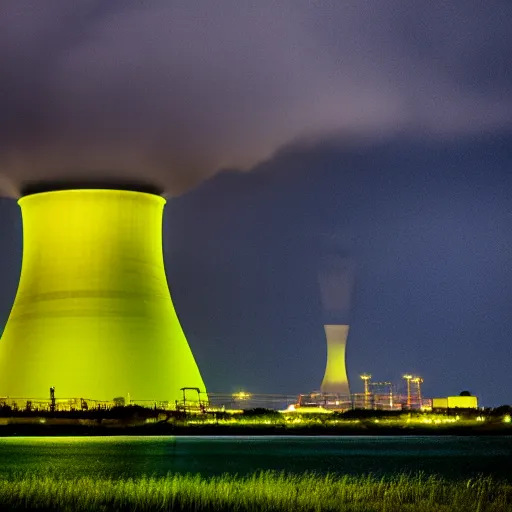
left=320, top=324, right=350, bottom=394
left=0, top=189, right=205, bottom=402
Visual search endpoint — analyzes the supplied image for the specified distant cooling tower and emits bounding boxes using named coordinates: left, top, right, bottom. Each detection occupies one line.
left=318, top=254, right=354, bottom=395
left=320, top=324, right=350, bottom=394
left=0, top=188, right=205, bottom=402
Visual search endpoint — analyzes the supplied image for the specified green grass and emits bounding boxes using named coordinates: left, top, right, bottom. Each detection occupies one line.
left=0, top=472, right=510, bottom=511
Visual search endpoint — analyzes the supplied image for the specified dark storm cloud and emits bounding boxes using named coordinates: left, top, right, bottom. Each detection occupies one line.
left=1, top=0, right=511, bottom=196
left=165, top=131, right=512, bottom=401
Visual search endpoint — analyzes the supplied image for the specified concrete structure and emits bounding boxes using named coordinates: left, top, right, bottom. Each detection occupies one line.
left=432, top=396, right=478, bottom=409
left=320, top=324, right=350, bottom=394
left=0, top=188, right=205, bottom=403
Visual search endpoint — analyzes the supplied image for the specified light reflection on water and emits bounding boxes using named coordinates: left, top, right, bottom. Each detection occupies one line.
left=0, top=436, right=511, bottom=480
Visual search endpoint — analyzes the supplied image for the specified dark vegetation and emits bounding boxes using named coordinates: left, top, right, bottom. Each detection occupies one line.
left=0, top=404, right=510, bottom=436
left=1, top=403, right=510, bottom=420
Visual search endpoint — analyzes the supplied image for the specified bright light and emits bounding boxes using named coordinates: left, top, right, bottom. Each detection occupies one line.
left=232, top=391, right=252, bottom=400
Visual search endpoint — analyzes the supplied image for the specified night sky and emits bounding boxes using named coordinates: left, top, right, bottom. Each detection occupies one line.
left=0, top=2, right=511, bottom=406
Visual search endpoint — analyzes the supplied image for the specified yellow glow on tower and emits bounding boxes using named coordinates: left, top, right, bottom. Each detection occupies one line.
left=320, top=324, right=350, bottom=394
left=0, top=189, right=205, bottom=402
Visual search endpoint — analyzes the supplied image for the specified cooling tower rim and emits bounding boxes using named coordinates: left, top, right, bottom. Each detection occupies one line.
left=18, top=189, right=166, bottom=208
left=20, top=180, right=163, bottom=198
left=18, top=188, right=166, bottom=207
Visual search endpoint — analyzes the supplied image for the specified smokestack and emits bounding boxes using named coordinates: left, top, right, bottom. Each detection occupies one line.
left=0, top=187, right=205, bottom=402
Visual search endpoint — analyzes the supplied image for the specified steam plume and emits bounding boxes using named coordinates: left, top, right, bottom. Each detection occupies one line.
left=318, top=255, right=355, bottom=325
left=1, top=1, right=510, bottom=197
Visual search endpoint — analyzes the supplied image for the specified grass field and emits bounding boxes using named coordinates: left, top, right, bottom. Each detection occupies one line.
left=0, top=471, right=510, bottom=511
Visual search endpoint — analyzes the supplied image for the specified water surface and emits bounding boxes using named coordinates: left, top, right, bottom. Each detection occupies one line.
left=0, top=436, right=510, bottom=480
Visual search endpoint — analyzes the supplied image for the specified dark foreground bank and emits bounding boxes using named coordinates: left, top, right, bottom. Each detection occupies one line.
left=0, top=472, right=510, bottom=512
left=0, top=421, right=512, bottom=437
left=1, top=406, right=511, bottom=436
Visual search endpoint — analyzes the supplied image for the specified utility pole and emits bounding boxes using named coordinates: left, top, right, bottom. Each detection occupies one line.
left=49, top=386, right=56, bottom=413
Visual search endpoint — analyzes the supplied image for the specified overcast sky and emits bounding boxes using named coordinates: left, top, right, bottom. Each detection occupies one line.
left=0, top=1, right=511, bottom=405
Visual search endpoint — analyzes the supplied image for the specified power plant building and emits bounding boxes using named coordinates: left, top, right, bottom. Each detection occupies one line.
left=0, top=188, right=205, bottom=403
left=432, top=396, right=478, bottom=409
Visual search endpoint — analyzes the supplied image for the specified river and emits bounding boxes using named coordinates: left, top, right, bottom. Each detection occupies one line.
left=0, top=436, right=510, bottom=480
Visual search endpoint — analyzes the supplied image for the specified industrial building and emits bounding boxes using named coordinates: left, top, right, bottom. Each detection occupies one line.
left=0, top=187, right=206, bottom=403
left=297, top=373, right=431, bottom=412
left=432, top=396, right=478, bottom=410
